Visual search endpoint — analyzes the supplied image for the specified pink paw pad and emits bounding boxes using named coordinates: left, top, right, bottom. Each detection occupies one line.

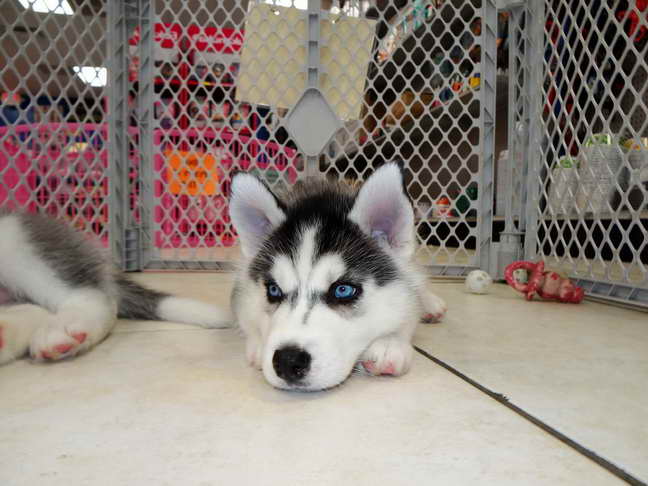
left=54, top=343, right=74, bottom=354
left=72, top=332, right=87, bottom=344
left=41, top=341, right=78, bottom=360
left=0, top=326, right=4, bottom=350
left=421, top=312, right=444, bottom=323
left=362, top=361, right=397, bottom=376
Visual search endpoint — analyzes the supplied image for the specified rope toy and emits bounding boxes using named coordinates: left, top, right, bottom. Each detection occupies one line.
left=504, top=261, right=585, bottom=303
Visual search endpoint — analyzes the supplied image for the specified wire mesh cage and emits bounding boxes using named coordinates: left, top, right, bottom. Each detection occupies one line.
left=116, top=0, right=501, bottom=274
left=2, top=0, right=646, bottom=306
left=523, top=0, right=648, bottom=305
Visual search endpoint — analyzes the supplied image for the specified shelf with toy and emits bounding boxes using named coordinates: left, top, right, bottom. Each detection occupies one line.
left=383, top=75, right=481, bottom=130
left=358, top=72, right=491, bottom=150
left=361, top=1, right=509, bottom=147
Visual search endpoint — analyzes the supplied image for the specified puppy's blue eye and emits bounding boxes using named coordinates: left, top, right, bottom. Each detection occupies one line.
left=334, top=284, right=357, bottom=299
left=267, top=284, right=283, bottom=298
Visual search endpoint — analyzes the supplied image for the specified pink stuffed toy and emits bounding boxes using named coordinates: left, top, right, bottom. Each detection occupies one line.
left=504, top=261, right=585, bottom=304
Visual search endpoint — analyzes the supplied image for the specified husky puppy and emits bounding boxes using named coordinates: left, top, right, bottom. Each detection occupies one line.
left=229, top=162, right=446, bottom=391
left=0, top=210, right=228, bottom=365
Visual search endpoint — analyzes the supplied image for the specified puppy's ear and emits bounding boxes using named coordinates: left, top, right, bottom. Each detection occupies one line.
left=229, top=173, right=285, bottom=257
left=349, top=162, right=415, bottom=259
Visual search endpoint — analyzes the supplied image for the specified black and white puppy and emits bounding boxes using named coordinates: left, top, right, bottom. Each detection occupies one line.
left=229, top=162, right=447, bottom=391
left=0, top=210, right=228, bottom=364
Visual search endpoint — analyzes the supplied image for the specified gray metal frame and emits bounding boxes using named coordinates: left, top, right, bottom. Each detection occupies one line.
left=137, top=0, right=157, bottom=271
left=108, top=0, right=139, bottom=271
left=476, top=0, right=497, bottom=277
left=488, top=0, right=527, bottom=279
left=522, top=0, right=544, bottom=263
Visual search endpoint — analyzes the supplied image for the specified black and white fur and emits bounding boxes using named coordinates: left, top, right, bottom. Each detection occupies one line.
left=229, top=162, right=447, bottom=391
left=0, top=210, right=229, bottom=365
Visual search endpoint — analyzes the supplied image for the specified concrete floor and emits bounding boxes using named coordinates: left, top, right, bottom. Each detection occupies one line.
left=1, top=273, right=645, bottom=485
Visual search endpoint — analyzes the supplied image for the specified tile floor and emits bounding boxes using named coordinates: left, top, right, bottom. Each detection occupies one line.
left=1, top=273, right=645, bottom=485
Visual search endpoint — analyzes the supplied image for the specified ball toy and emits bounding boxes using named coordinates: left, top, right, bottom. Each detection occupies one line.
left=465, top=270, right=493, bottom=294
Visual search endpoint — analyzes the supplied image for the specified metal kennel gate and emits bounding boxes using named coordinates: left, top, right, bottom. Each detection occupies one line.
left=0, top=0, right=499, bottom=276
left=108, top=0, right=499, bottom=275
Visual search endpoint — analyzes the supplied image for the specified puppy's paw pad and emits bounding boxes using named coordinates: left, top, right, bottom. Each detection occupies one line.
left=30, top=327, right=85, bottom=362
left=37, top=340, right=81, bottom=361
left=71, top=332, right=87, bottom=344
left=360, top=337, right=413, bottom=377
left=421, top=312, right=444, bottom=324
left=362, top=360, right=397, bottom=376
left=421, top=293, right=447, bottom=321
left=0, top=323, right=5, bottom=350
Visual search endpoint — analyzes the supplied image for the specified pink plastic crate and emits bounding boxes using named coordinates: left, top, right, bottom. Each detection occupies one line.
left=152, top=128, right=300, bottom=249
left=1, top=124, right=301, bottom=250
left=0, top=123, right=112, bottom=246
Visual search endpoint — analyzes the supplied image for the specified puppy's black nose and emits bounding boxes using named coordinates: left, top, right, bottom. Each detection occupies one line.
left=273, top=346, right=311, bottom=384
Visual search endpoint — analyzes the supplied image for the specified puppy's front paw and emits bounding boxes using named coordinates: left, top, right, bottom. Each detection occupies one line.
left=29, top=325, right=89, bottom=361
left=420, top=291, right=447, bottom=323
left=360, top=336, right=413, bottom=377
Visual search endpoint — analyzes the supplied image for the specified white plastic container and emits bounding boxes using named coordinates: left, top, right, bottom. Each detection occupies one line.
left=548, top=156, right=578, bottom=215
left=576, top=135, right=624, bottom=214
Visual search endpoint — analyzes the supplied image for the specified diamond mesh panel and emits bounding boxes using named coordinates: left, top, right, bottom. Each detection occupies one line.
left=128, top=0, right=306, bottom=267
left=322, top=0, right=499, bottom=271
left=124, top=0, right=503, bottom=269
left=0, top=0, right=109, bottom=245
left=529, top=0, right=648, bottom=288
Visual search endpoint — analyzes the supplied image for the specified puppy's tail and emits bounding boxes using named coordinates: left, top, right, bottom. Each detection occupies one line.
left=115, top=274, right=231, bottom=328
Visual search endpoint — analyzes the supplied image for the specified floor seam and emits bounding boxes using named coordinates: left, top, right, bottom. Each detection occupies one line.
left=414, top=346, right=647, bottom=486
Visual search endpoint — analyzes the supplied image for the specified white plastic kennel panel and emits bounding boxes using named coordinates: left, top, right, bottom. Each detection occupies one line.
left=522, top=0, right=648, bottom=308
left=0, top=0, right=111, bottom=246
left=122, top=0, right=499, bottom=274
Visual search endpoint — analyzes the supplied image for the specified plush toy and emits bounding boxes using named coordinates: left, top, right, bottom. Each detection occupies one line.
left=504, top=261, right=585, bottom=304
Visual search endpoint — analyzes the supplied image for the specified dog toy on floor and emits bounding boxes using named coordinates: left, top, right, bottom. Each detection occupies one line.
left=465, top=270, right=493, bottom=294
left=504, top=261, right=585, bottom=304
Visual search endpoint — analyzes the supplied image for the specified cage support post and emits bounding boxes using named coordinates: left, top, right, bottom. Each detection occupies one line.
left=108, top=0, right=140, bottom=271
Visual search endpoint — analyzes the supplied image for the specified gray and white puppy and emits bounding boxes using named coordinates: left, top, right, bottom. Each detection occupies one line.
left=0, top=210, right=228, bottom=365
left=229, top=162, right=446, bottom=392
